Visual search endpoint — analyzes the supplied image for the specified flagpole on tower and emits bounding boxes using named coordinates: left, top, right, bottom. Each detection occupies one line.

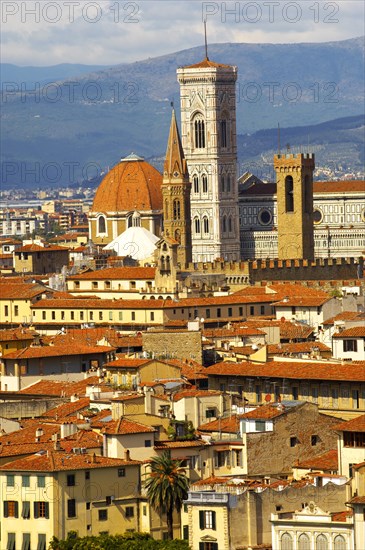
left=204, top=20, right=209, bottom=60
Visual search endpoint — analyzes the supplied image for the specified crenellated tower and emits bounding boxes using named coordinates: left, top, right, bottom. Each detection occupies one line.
left=162, top=108, right=192, bottom=268
left=274, top=153, right=315, bottom=260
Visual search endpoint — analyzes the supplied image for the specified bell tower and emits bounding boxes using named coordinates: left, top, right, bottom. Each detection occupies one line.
left=177, top=56, right=241, bottom=262
left=162, top=108, right=192, bottom=268
left=274, top=152, right=315, bottom=260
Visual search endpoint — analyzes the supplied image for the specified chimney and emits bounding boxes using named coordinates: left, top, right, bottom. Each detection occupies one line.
left=54, top=440, right=61, bottom=451
left=124, top=449, right=130, bottom=462
left=35, top=427, right=43, bottom=441
left=91, top=453, right=96, bottom=464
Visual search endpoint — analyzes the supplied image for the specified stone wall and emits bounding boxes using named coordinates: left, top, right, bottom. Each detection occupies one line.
left=142, top=329, right=202, bottom=364
left=0, top=397, right=67, bottom=419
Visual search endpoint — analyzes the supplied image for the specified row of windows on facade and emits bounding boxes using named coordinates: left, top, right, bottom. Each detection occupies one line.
left=36, top=304, right=269, bottom=321
left=280, top=531, right=348, bottom=550
left=218, top=382, right=364, bottom=410
left=6, top=532, right=46, bottom=550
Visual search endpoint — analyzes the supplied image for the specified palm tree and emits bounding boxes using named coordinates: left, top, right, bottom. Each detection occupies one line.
left=144, top=450, right=189, bottom=540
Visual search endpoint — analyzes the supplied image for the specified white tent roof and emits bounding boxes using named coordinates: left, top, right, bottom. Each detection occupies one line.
left=103, top=226, right=159, bottom=260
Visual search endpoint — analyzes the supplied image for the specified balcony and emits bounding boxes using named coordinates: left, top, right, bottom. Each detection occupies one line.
left=184, top=491, right=237, bottom=508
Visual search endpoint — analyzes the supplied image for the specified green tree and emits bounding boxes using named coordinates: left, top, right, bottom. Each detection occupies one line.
left=49, top=532, right=190, bottom=549
left=144, top=451, right=189, bottom=540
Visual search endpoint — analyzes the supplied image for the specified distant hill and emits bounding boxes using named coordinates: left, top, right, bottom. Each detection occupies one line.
left=1, top=37, right=364, bottom=187
left=0, top=63, right=108, bottom=86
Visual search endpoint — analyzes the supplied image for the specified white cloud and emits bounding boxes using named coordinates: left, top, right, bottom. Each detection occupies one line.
left=1, top=0, right=364, bottom=66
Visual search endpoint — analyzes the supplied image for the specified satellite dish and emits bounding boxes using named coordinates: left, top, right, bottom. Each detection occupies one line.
left=200, top=318, right=205, bottom=323
left=251, top=344, right=258, bottom=350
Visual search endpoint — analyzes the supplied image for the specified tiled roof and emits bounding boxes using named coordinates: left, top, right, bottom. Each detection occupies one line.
left=172, top=389, right=222, bottom=402
left=273, top=296, right=330, bottom=307
left=193, top=475, right=228, bottom=486
left=0, top=450, right=141, bottom=472
left=91, top=158, right=162, bottom=213
left=19, top=376, right=110, bottom=397
left=333, top=414, right=365, bottom=433
left=4, top=344, right=113, bottom=360
left=183, top=58, right=232, bottom=69
left=268, top=342, right=331, bottom=354
left=180, top=362, right=208, bottom=380
left=0, top=328, right=37, bottom=342
left=295, top=449, right=338, bottom=471
left=333, top=327, right=365, bottom=338
left=61, top=429, right=103, bottom=451
left=279, top=322, right=314, bottom=341
left=323, top=311, right=365, bottom=325
left=18, top=244, right=68, bottom=252
left=198, top=415, right=240, bottom=433
left=348, top=496, right=365, bottom=504
left=241, top=404, right=286, bottom=420
left=154, top=440, right=208, bottom=449
left=0, top=424, right=60, bottom=446
left=69, top=266, right=156, bottom=280
left=0, top=282, right=46, bottom=299
left=331, top=510, right=353, bottom=522
left=204, top=360, right=365, bottom=382
left=102, top=418, right=156, bottom=435
left=32, top=297, right=165, bottom=309
left=41, top=397, right=91, bottom=419
left=104, top=358, right=150, bottom=369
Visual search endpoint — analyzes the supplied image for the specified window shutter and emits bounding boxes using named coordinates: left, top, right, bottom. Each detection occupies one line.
left=34, top=502, right=39, bottom=519
left=199, top=544, right=204, bottom=550
left=199, top=510, right=204, bottom=529
left=21, top=534, right=31, bottom=550
left=22, top=501, right=30, bottom=519
left=213, top=543, right=218, bottom=550
left=212, top=510, right=216, bottom=530
left=4, top=500, right=9, bottom=517
left=44, top=502, right=49, bottom=519
left=14, top=501, right=19, bottom=518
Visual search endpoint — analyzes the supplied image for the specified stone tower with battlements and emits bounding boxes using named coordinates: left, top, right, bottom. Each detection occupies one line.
left=177, top=57, right=241, bottom=263
left=162, top=109, right=192, bottom=268
left=274, top=153, right=315, bottom=260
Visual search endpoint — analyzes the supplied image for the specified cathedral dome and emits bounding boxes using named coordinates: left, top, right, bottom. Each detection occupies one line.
left=92, top=153, right=163, bottom=213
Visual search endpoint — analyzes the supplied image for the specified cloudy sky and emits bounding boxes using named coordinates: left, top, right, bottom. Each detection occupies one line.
left=2, top=0, right=364, bottom=66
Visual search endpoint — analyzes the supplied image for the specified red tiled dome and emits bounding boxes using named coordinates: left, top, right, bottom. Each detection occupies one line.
left=92, top=154, right=162, bottom=213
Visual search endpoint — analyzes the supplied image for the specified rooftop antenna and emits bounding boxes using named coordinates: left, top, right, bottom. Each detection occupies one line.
left=204, top=20, right=209, bottom=60
left=277, top=123, right=281, bottom=155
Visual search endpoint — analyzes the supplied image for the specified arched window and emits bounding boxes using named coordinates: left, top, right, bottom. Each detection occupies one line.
left=203, top=217, right=209, bottom=234
left=334, top=535, right=346, bottom=550
left=304, top=174, right=312, bottom=214
left=280, top=533, right=293, bottom=550
left=202, top=174, right=208, bottom=193
left=221, top=175, right=225, bottom=193
left=127, top=215, right=133, bottom=228
left=221, top=119, right=227, bottom=148
left=228, top=217, right=232, bottom=232
left=173, top=199, right=181, bottom=220
left=194, top=217, right=200, bottom=234
left=98, top=216, right=106, bottom=234
left=194, top=116, right=206, bottom=149
left=316, top=534, right=328, bottom=550
left=298, top=533, right=310, bottom=550
left=222, top=216, right=227, bottom=233
left=193, top=175, right=199, bottom=194
left=285, top=175, right=294, bottom=212
left=227, top=174, right=231, bottom=193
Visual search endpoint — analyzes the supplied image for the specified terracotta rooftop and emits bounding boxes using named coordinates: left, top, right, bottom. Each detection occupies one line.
left=91, top=157, right=162, bottom=213
left=331, top=510, right=353, bottom=522
left=273, top=295, right=331, bottom=307
left=198, top=415, right=240, bottom=434
left=102, top=417, right=156, bottom=435
left=183, top=57, right=233, bottom=69
left=0, top=450, right=141, bottom=472
left=333, top=414, right=365, bottom=433
left=104, top=358, right=150, bottom=369
left=268, top=342, right=331, bottom=355
left=347, top=496, right=365, bottom=504
left=69, top=266, right=156, bottom=280
left=295, top=449, right=338, bottom=471
left=18, top=244, right=68, bottom=252
left=333, top=326, right=365, bottom=338
left=154, top=440, right=208, bottom=449
left=203, top=326, right=265, bottom=338
left=4, top=344, right=113, bottom=360
left=0, top=328, right=37, bottom=342
left=41, top=397, right=91, bottom=419
left=0, top=282, right=47, bottom=299
left=19, top=376, right=110, bottom=397
left=204, top=360, right=365, bottom=382
left=241, top=403, right=287, bottom=420
left=323, top=311, right=365, bottom=325
left=172, top=389, right=222, bottom=402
